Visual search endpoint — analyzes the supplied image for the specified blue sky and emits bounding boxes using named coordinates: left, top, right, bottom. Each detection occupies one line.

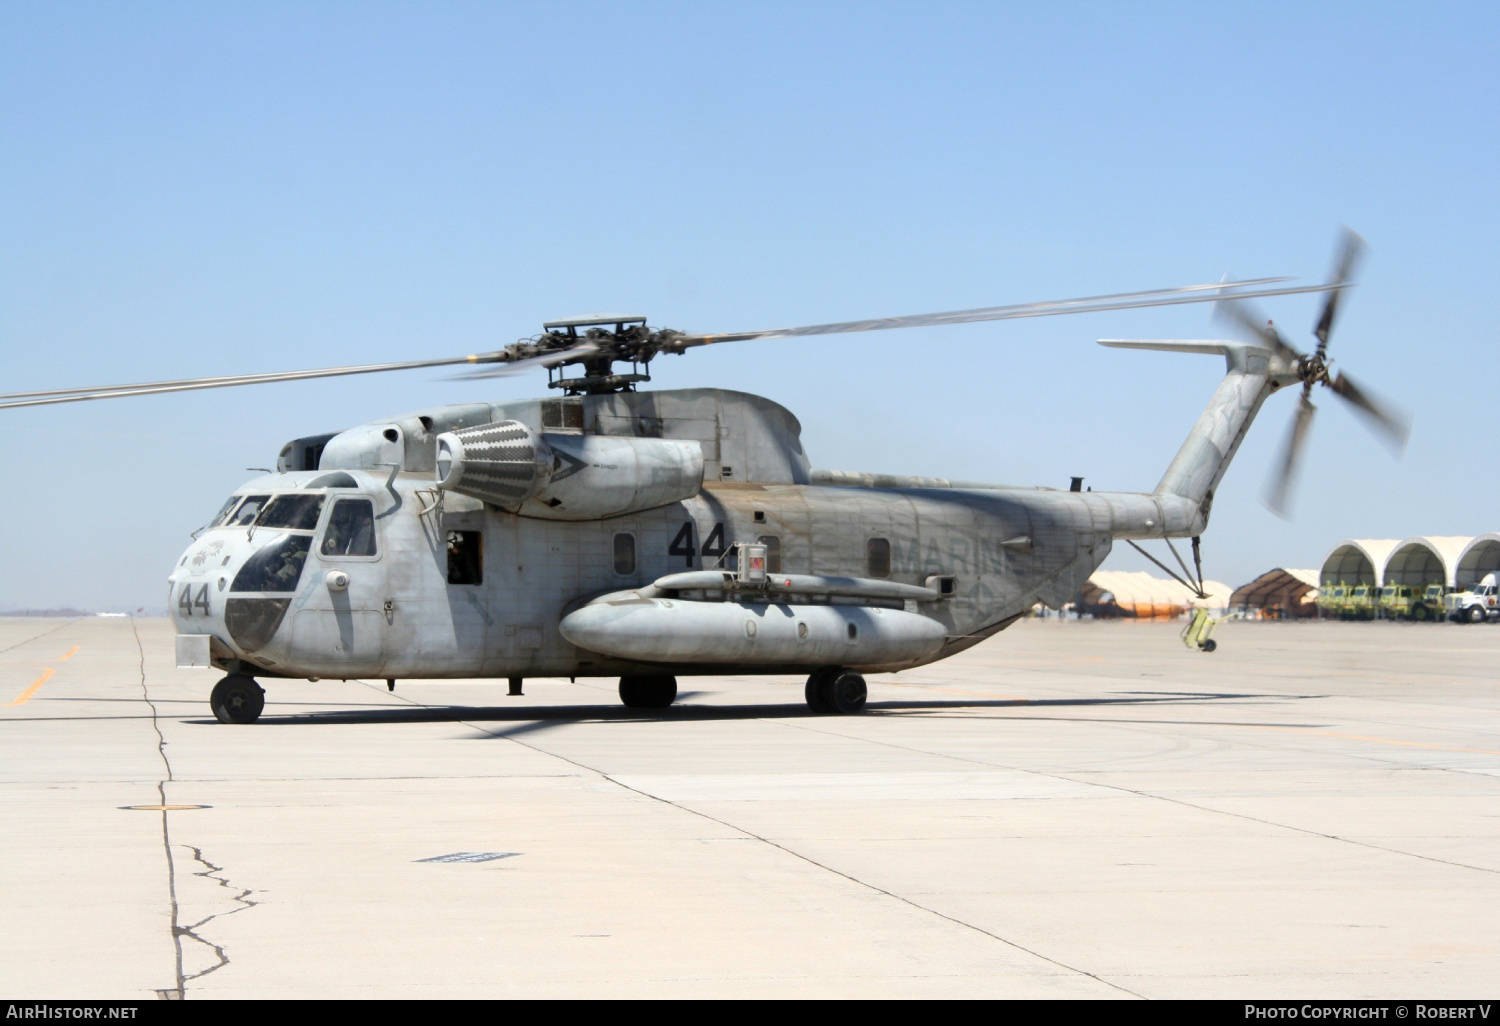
left=1, top=2, right=1496, bottom=610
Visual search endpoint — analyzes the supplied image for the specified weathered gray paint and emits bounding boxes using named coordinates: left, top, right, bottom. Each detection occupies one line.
left=170, top=345, right=1294, bottom=683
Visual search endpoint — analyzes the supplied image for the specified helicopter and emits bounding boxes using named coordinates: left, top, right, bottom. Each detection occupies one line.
left=2, top=230, right=1407, bottom=723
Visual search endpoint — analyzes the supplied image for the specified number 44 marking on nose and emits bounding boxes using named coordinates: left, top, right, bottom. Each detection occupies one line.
left=178, top=583, right=211, bottom=617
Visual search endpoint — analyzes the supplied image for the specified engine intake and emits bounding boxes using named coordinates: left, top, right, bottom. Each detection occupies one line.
left=434, top=421, right=552, bottom=510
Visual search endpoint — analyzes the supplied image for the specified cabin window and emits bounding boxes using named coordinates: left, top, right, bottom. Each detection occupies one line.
left=757, top=535, right=782, bottom=574
left=613, top=533, right=636, bottom=575
left=867, top=537, right=891, bottom=579
left=322, top=499, right=377, bottom=557
left=447, top=531, right=483, bottom=585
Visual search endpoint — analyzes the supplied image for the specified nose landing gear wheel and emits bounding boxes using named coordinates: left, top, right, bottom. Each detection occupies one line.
left=210, top=675, right=264, bottom=724
left=619, top=675, right=677, bottom=709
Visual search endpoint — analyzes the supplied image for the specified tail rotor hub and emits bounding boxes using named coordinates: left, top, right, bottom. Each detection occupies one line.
left=1216, top=228, right=1409, bottom=517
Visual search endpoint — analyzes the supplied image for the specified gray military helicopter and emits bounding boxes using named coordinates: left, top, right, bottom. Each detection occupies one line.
left=3, top=231, right=1406, bottom=723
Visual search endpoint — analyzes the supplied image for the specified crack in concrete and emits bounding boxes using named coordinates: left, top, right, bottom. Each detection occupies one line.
left=130, top=620, right=256, bottom=999
left=176, top=845, right=259, bottom=983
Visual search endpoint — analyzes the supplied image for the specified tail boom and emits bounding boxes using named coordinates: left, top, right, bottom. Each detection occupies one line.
left=1097, top=339, right=1292, bottom=536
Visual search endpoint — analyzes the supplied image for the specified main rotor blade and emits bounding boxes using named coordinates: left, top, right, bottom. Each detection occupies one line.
left=1313, top=226, right=1367, bottom=353
left=0, top=352, right=510, bottom=411
left=676, top=278, right=1344, bottom=346
left=1329, top=371, right=1411, bottom=451
left=447, top=342, right=600, bottom=380
left=1264, top=395, right=1317, bottom=518
left=1213, top=297, right=1305, bottom=363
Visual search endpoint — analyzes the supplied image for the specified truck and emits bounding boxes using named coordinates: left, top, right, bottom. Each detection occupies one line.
left=1345, top=584, right=1377, bottom=620
left=1317, top=583, right=1348, bottom=619
left=1447, top=573, right=1499, bottom=624
left=1380, top=582, right=1449, bottom=621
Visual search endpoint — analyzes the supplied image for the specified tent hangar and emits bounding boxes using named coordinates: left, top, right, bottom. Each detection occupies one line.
left=1074, top=571, right=1231, bottom=620
left=1230, top=568, right=1320, bottom=619
left=1320, top=539, right=1399, bottom=587
left=1383, top=536, right=1471, bottom=589
left=1456, top=534, right=1500, bottom=589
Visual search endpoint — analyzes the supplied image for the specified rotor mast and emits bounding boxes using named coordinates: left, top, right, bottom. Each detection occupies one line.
left=539, top=315, right=673, bottom=395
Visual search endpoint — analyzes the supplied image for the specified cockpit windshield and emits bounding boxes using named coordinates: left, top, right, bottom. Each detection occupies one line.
left=209, top=495, right=242, bottom=528
left=258, top=494, right=325, bottom=531
left=226, top=495, right=271, bottom=527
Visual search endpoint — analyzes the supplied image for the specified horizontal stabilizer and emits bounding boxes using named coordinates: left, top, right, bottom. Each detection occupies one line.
left=1097, top=339, right=1249, bottom=356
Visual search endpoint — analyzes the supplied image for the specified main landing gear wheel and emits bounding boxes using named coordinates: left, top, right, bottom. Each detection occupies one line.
left=619, top=675, right=677, bottom=709
left=807, top=668, right=867, bottom=714
left=804, top=668, right=836, bottom=713
left=210, top=675, right=264, bottom=724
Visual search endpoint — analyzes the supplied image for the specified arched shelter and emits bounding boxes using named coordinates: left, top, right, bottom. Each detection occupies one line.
left=1456, top=533, right=1500, bottom=588
left=1384, top=536, right=1471, bottom=588
left=1320, top=539, right=1398, bottom=588
left=1230, top=568, right=1320, bottom=619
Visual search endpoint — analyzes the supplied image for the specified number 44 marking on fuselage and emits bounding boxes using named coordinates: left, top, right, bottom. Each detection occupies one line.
left=668, top=521, right=726, bottom=568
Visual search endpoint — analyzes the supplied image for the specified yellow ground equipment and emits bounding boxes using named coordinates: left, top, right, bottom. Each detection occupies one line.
left=1317, top=583, right=1347, bottom=619
left=1181, top=607, right=1223, bottom=653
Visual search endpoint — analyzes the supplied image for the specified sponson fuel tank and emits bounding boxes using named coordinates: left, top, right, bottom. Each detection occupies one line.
left=560, top=599, right=947, bottom=668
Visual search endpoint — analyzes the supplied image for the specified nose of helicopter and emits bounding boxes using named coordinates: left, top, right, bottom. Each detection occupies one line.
left=167, top=537, right=240, bottom=640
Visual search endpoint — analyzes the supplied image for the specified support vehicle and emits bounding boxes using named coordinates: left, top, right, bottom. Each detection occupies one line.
left=1447, top=574, right=1499, bottom=624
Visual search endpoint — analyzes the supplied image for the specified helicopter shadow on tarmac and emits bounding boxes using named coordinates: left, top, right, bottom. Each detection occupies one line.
left=183, top=689, right=1325, bottom=735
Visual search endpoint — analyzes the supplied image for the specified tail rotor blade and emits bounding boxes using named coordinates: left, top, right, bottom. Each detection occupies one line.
left=1264, top=396, right=1317, bottom=518
left=1215, top=298, right=1304, bottom=363
left=1313, top=227, right=1367, bottom=352
left=1329, top=371, right=1411, bottom=451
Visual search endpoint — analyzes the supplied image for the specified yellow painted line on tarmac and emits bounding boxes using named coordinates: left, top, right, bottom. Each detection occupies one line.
left=1289, top=727, right=1500, bottom=757
left=7, top=668, right=55, bottom=707
left=59, top=646, right=79, bottom=661
left=120, top=804, right=211, bottom=812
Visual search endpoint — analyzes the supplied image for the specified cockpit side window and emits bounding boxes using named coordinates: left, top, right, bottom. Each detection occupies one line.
left=322, top=499, right=377, bottom=557
left=229, top=495, right=271, bottom=526
left=259, top=494, right=325, bottom=531
left=209, top=495, right=243, bottom=528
